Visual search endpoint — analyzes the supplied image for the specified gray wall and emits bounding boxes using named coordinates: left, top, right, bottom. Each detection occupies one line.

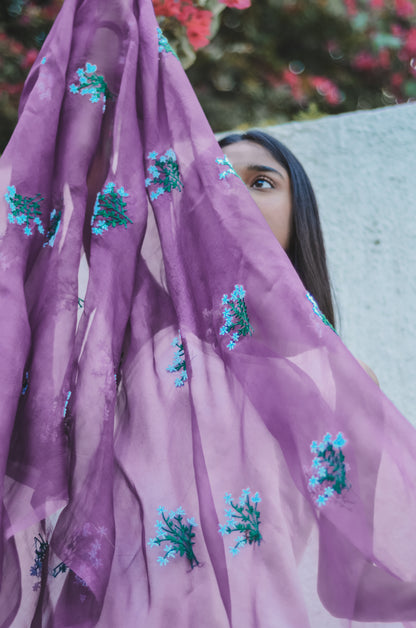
left=263, top=104, right=416, bottom=426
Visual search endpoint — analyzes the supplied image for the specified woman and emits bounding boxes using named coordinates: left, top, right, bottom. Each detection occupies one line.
left=220, top=130, right=378, bottom=383
left=0, top=0, right=413, bottom=625
left=219, top=131, right=334, bottom=327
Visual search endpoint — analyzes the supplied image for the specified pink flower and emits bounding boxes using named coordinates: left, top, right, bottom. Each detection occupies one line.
left=405, top=27, right=416, bottom=55
left=219, top=0, right=251, bottom=8
left=370, top=0, right=384, bottom=8
left=186, top=7, right=213, bottom=50
left=391, top=23, right=405, bottom=39
left=152, top=0, right=213, bottom=50
left=394, top=0, right=415, bottom=18
left=391, top=72, right=404, bottom=88
left=352, top=51, right=377, bottom=71
left=22, top=49, right=38, bottom=69
left=9, top=40, right=24, bottom=56
left=343, top=0, right=357, bottom=16
left=310, top=76, right=342, bottom=105
left=153, top=0, right=182, bottom=19
left=282, top=69, right=305, bottom=102
left=377, top=48, right=391, bottom=69
left=1, top=81, right=24, bottom=97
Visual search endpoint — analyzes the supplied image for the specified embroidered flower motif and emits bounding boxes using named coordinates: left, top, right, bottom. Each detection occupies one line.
left=5, top=185, right=44, bottom=236
left=157, top=27, right=178, bottom=58
left=21, top=370, right=29, bottom=396
left=308, top=432, right=349, bottom=507
left=218, top=488, right=262, bottom=555
left=306, top=291, right=336, bottom=333
left=220, top=285, right=253, bottom=350
left=87, top=538, right=103, bottom=569
left=29, top=534, right=67, bottom=592
left=29, top=534, right=48, bottom=585
left=216, top=155, right=240, bottom=181
left=69, top=62, right=111, bottom=112
left=63, top=391, right=71, bottom=418
left=41, top=57, right=46, bottom=64
left=91, top=182, right=132, bottom=235
left=148, top=507, right=200, bottom=569
left=145, top=149, right=183, bottom=201
left=166, top=332, right=188, bottom=387
left=43, top=208, right=61, bottom=247
left=50, top=561, right=68, bottom=578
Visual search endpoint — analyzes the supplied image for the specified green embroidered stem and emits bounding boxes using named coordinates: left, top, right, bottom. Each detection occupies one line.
left=69, top=62, right=112, bottom=111
left=145, top=149, right=184, bottom=201
left=219, top=489, right=262, bottom=556
left=228, top=299, right=252, bottom=336
left=30, top=534, right=67, bottom=591
left=220, top=285, right=253, bottom=350
left=51, top=562, right=68, bottom=578
left=309, top=432, right=349, bottom=507
left=148, top=507, right=200, bottom=569
left=91, top=182, right=132, bottom=235
left=167, top=333, right=188, bottom=387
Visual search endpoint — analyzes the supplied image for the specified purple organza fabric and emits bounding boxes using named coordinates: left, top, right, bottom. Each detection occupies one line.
left=1, top=0, right=416, bottom=626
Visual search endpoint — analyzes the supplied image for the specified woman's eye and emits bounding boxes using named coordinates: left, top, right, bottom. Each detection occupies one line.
left=251, top=177, right=273, bottom=190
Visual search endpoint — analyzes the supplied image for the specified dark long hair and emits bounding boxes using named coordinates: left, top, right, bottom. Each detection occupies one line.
left=219, top=130, right=335, bottom=329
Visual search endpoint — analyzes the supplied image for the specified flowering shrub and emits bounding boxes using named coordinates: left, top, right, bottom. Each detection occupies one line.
left=188, top=0, right=416, bottom=131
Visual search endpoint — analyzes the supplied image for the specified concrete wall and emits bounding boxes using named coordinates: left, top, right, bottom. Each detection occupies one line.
left=263, top=104, right=416, bottom=426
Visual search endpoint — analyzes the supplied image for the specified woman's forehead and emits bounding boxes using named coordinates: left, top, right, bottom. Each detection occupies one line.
left=223, top=140, right=288, bottom=176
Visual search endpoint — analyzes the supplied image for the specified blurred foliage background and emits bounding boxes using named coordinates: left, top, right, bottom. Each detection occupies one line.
left=1, top=0, right=416, bottom=150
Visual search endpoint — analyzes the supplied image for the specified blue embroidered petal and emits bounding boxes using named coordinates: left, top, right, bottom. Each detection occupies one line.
left=224, top=492, right=232, bottom=504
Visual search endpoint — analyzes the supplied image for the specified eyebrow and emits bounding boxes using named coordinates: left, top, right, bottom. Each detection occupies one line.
left=245, top=164, right=285, bottom=180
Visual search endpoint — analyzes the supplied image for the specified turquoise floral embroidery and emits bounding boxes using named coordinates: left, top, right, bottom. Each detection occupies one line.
left=157, top=27, right=178, bottom=57
left=220, top=284, right=253, bottom=350
left=91, top=182, right=131, bottom=235
left=41, top=57, right=46, bottom=65
left=63, top=391, right=71, bottom=418
left=216, top=156, right=240, bottom=181
left=167, top=332, right=188, bottom=387
left=306, top=291, right=336, bottom=333
left=5, top=186, right=44, bottom=236
left=309, top=432, right=349, bottom=507
left=218, top=488, right=262, bottom=556
left=30, top=534, right=67, bottom=592
left=21, top=371, right=29, bottom=396
left=145, top=149, right=183, bottom=201
left=69, top=62, right=111, bottom=112
left=43, top=209, right=61, bottom=247
left=148, top=507, right=200, bottom=569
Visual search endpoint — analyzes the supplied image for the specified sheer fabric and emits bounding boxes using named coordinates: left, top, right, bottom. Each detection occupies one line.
left=1, top=0, right=416, bottom=626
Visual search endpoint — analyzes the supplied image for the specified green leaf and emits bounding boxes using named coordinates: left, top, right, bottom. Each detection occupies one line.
left=352, top=12, right=369, bottom=32
left=404, top=80, right=416, bottom=98
left=373, top=33, right=402, bottom=50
